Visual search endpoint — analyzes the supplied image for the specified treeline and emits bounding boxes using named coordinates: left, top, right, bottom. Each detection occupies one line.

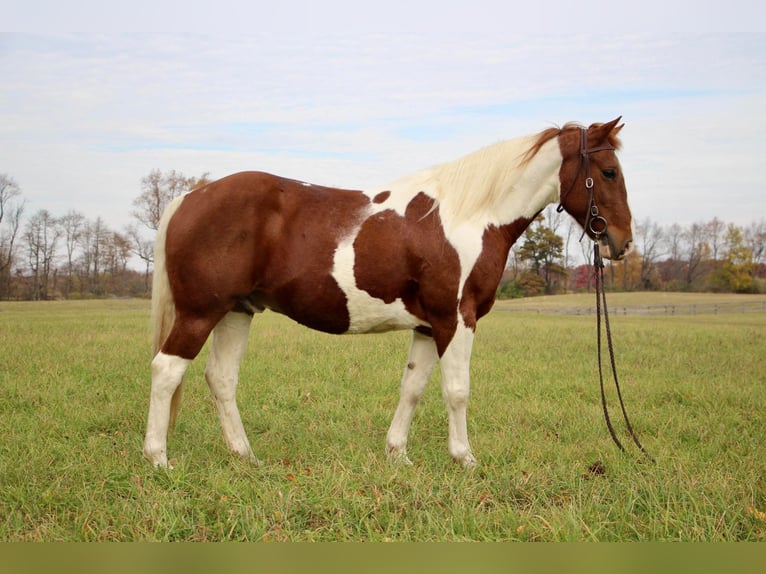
left=0, top=170, right=209, bottom=301
left=2, top=171, right=765, bottom=301
left=500, top=211, right=766, bottom=297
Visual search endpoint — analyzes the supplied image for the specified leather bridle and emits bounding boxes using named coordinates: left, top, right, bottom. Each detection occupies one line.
left=556, top=127, right=614, bottom=242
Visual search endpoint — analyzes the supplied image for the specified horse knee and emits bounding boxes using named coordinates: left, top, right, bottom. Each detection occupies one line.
left=442, top=385, right=469, bottom=410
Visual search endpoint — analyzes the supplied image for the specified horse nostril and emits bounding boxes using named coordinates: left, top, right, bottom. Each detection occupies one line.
left=623, top=239, right=634, bottom=257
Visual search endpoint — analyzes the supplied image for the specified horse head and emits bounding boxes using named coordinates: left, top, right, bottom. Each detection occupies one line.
left=557, top=117, right=633, bottom=260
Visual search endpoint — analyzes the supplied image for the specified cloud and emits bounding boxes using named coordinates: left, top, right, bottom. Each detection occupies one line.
left=1, top=31, right=765, bottom=234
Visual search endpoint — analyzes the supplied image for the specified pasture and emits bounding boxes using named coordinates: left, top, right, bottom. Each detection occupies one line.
left=1, top=294, right=764, bottom=541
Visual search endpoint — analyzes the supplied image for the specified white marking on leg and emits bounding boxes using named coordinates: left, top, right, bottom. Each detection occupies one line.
left=205, top=312, right=258, bottom=462
left=144, top=352, right=191, bottom=467
left=439, top=321, right=477, bottom=467
left=386, top=330, right=439, bottom=464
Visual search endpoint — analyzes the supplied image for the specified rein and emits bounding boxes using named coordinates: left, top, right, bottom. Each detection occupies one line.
left=593, top=242, right=654, bottom=462
left=560, top=127, right=653, bottom=462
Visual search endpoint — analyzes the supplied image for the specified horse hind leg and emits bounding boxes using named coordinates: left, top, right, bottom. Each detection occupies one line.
left=204, top=311, right=258, bottom=463
left=143, top=311, right=221, bottom=468
left=386, top=330, right=439, bottom=465
left=144, top=351, right=191, bottom=468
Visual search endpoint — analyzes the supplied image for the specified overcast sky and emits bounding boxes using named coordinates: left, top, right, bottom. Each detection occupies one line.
left=2, top=2, right=765, bottom=241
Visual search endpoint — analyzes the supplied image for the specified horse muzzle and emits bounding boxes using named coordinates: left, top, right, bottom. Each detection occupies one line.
left=599, top=234, right=633, bottom=261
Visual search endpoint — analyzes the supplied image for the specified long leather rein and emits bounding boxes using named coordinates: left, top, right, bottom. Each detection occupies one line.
left=561, top=127, right=653, bottom=462
left=593, top=243, right=654, bottom=462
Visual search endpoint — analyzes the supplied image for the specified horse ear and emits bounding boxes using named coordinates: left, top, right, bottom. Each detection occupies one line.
left=591, top=117, right=623, bottom=142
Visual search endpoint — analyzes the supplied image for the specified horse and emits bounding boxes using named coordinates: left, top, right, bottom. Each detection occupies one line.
left=143, top=117, right=633, bottom=468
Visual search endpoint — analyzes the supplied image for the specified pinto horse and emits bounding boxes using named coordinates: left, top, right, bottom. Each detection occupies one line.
left=143, top=117, right=633, bottom=468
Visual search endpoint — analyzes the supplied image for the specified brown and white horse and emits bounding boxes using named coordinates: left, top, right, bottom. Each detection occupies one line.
left=143, top=118, right=633, bottom=468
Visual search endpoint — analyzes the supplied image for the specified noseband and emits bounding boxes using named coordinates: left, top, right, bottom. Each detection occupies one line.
left=556, top=127, right=615, bottom=241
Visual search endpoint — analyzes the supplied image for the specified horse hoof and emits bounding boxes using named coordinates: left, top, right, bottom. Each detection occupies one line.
left=459, top=453, right=478, bottom=469
left=386, top=446, right=413, bottom=466
left=143, top=447, right=170, bottom=469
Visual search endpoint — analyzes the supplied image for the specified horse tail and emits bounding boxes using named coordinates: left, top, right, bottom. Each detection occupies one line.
left=151, top=195, right=185, bottom=428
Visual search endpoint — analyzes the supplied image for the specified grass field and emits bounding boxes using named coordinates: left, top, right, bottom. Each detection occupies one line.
left=1, top=294, right=765, bottom=541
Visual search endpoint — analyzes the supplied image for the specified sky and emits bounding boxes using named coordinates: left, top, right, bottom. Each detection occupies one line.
left=2, top=1, right=765, bottom=247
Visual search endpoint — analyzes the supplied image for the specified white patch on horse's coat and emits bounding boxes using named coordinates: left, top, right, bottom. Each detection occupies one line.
left=331, top=219, right=427, bottom=334
left=365, top=181, right=428, bottom=217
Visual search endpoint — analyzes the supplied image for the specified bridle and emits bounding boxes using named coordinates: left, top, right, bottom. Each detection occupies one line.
left=558, top=127, right=653, bottom=462
left=556, top=127, right=613, bottom=241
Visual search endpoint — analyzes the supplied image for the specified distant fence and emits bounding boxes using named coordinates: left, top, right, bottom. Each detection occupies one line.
left=498, top=300, right=766, bottom=316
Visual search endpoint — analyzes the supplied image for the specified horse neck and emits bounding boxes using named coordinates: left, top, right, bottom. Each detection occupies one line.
left=433, top=136, right=563, bottom=230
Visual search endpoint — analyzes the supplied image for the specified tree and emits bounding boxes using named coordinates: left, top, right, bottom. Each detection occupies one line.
left=132, top=169, right=211, bottom=232
left=77, top=217, right=111, bottom=295
left=681, top=222, right=710, bottom=289
left=517, top=216, right=566, bottom=294
left=24, top=209, right=60, bottom=300
left=705, top=217, right=726, bottom=263
left=59, top=210, right=85, bottom=297
left=744, top=219, right=766, bottom=268
left=712, top=224, right=754, bottom=293
left=0, top=174, right=24, bottom=298
left=634, top=217, right=665, bottom=289
left=126, top=223, right=154, bottom=293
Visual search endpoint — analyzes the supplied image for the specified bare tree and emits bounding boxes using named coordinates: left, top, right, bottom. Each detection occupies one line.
left=744, top=219, right=766, bottom=267
left=59, top=210, right=85, bottom=297
left=682, top=222, right=710, bottom=288
left=634, top=217, right=665, bottom=289
left=25, top=209, right=60, bottom=300
left=0, top=174, right=24, bottom=298
left=0, top=174, right=21, bottom=224
left=77, top=217, right=110, bottom=295
left=132, top=169, right=210, bottom=231
left=104, top=230, right=132, bottom=277
left=705, top=217, right=726, bottom=263
left=126, top=223, right=153, bottom=292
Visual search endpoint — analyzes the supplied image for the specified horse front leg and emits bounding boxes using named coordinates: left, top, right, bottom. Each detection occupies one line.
left=439, top=322, right=477, bottom=468
left=385, top=330, right=439, bottom=465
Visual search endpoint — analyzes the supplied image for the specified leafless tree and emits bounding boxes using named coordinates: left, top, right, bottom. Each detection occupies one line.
left=634, top=217, right=665, bottom=289
left=132, top=169, right=210, bottom=231
left=0, top=174, right=24, bottom=298
left=59, top=210, right=85, bottom=297
left=704, top=217, right=726, bottom=263
left=682, top=222, right=709, bottom=288
left=126, top=223, right=153, bottom=292
left=744, top=219, right=766, bottom=267
left=25, top=209, right=60, bottom=300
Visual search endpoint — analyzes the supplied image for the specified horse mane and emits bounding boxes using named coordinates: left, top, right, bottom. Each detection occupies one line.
left=418, top=136, right=544, bottom=224
left=398, top=122, right=623, bottom=224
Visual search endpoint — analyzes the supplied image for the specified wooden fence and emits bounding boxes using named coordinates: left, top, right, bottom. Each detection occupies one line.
left=498, top=300, right=766, bottom=316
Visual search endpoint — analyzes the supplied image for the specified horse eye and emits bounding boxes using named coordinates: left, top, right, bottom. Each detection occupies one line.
left=602, top=168, right=617, bottom=180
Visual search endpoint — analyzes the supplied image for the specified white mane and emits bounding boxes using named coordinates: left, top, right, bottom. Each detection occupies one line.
left=385, top=133, right=563, bottom=227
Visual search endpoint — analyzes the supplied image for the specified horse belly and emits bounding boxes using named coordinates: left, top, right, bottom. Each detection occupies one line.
left=344, top=296, right=425, bottom=334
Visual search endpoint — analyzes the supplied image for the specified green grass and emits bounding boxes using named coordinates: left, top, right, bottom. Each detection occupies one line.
left=1, top=295, right=764, bottom=541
